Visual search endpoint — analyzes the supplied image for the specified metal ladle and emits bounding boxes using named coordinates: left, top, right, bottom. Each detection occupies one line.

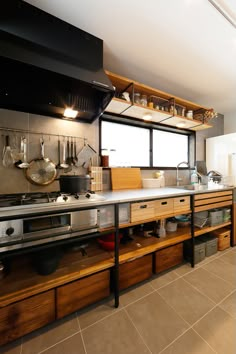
left=60, top=138, right=69, bottom=169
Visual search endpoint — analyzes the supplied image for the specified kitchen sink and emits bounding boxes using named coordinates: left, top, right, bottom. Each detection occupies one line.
left=174, top=184, right=208, bottom=191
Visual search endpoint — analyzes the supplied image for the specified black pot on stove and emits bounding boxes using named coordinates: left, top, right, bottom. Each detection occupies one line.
left=59, top=175, right=91, bottom=194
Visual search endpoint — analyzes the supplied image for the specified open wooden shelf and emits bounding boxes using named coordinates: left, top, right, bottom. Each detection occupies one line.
left=0, top=241, right=114, bottom=307
left=119, top=227, right=191, bottom=264
left=119, top=210, right=192, bottom=229
left=194, top=222, right=232, bottom=237
left=105, top=71, right=213, bottom=131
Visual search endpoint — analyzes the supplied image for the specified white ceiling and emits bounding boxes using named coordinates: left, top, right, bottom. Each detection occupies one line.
left=25, top=0, right=236, bottom=115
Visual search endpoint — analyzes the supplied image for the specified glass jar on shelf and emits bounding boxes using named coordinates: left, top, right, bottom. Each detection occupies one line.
left=134, top=92, right=141, bottom=104
left=140, top=94, right=148, bottom=106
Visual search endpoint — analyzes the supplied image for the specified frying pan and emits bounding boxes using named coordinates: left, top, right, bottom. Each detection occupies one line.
left=25, top=138, right=57, bottom=185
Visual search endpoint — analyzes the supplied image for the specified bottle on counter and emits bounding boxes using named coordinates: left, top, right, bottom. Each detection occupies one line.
left=159, top=171, right=165, bottom=187
left=190, top=167, right=198, bottom=185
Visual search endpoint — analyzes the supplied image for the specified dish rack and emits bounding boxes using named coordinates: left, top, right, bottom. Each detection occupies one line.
left=194, top=215, right=209, bottom=228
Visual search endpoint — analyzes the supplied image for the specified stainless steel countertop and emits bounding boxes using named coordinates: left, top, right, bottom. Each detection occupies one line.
left=0, top=186, right=233, bottom=219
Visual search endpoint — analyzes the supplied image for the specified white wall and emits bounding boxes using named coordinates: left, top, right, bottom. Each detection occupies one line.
left=224, top=111, right=236, bottom=134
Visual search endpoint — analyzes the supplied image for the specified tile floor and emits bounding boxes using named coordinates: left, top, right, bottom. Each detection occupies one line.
left=1, top=247, right=236, bottom=354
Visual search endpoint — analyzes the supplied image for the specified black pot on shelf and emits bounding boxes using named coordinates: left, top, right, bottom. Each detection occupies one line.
left=33, top=247, right=63, bottom=275
left=59, top=175, right=91, bottom=194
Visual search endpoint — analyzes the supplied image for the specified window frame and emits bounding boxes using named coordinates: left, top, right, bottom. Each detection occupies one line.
left=99, top=113, right=195, bottom=169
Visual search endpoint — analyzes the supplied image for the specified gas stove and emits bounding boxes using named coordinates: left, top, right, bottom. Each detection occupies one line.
left=0, top=191, right=106, bottom=253
left=0, top=191, right=105, bottom=208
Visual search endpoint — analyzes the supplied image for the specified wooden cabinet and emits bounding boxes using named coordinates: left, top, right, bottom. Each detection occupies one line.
left=56, top=270, right=110, bottom=319
left=0, top=290, right=55, bottom=346
left=119, top=254, right=152, bottom=290
left=154, top=243, right=183, bottom=273
left=174, top=196, right=190, bottom=213
left=233, top=203, right=236, bottom=246
left=105, top=71, right=214, bottom=131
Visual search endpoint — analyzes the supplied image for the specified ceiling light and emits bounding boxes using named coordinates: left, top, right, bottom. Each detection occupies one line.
left=143, top=113, right=152, bottom=121
left=176, top=121, right=186, bottom=128
left=208, top=0, right=236, bottom=29
left=63, top=108, right=78, bottom=118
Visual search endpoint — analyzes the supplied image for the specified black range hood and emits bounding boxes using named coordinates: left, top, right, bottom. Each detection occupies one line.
left=0, top=0, right=114, bottom=122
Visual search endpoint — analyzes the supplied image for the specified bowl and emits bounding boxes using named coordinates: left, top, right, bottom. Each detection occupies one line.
left=97, top=233, right=122, bottom=251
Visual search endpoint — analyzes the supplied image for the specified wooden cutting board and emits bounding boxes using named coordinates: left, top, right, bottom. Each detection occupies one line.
left=111, top=168, right=142, bottom=190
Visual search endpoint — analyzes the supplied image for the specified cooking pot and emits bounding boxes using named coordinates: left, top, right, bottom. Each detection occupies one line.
left=207, top=170, right=222, bottom=183
left=59, top=175, right=91, bottom=194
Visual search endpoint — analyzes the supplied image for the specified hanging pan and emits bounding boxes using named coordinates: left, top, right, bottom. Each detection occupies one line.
left=25, top=138, right=57, bottom=185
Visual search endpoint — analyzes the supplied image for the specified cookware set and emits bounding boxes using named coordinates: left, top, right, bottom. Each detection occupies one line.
left=2, top=135, right=96, bottom=187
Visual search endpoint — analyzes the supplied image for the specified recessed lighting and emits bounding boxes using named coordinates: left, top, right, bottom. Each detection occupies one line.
left=143, top=113, right=152, bottom=121
left=176, top=121, right=186, bottom=128
left=63, top=108, right=78, bottom=118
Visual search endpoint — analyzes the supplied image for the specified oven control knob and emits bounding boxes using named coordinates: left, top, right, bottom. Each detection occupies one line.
left=6, top=227, right=14, bottom=236
left=85, top=193, right=91, bottom=199
left=63, top=196, right=68, bottom=202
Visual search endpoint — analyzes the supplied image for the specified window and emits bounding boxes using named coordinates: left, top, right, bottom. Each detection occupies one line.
left=153, top=130, right=188, bottom=167
left=100, top=116, right=194, bottom=168
left=101, top=121, right=150, bottom=167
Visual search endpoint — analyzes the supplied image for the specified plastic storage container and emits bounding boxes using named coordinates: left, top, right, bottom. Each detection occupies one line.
left=184, top=239, right=205, bottom=264
left=198, top=235, right=218, bottom=257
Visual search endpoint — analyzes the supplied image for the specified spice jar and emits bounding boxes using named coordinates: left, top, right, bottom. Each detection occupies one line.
left=134, top=92, right=141, bottom=104
left=186, top=110, right=193, bottom=119
left=140, top=94, right=147, bottom=106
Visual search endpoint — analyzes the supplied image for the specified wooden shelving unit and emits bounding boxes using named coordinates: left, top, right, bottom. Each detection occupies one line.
left=105, top=71, right=213, bottom=131
left=0, top=241, right=114, bottom=307
left=194, top=222, right=231, bottom=237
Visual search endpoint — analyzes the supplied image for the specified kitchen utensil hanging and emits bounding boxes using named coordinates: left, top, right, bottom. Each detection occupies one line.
left=25, top=138, right=57, bottom=185
left=2, top=135, right=14, bottom=167
left=76, top=143, right=97, bottom=168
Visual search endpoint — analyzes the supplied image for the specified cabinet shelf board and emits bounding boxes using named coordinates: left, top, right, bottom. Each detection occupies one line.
left=119, top=210, right=192, bottom=229
left=119, top=229, right=191, bottom=264
left=194, top=222, right=231, bottom=237
left=0, top=241, right=114, bottom=307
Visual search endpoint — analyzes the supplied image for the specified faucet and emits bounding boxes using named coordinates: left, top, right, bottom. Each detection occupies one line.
left=176, top=161, right=189, bottom=186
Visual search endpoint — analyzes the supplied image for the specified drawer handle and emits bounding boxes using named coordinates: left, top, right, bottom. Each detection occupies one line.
left=161, top=201, right=167, bottom=205
left=179, top=199, right=185, bottom=203
left=140, top=205, right=147, bottom=209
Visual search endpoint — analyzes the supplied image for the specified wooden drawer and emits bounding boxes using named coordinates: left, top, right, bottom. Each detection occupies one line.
left=56, top=270, right=110, bottom=319
left=174, top=196, right=190, bottom=213
left=119, top=254, right=152, bottom=290
left=154, top=243, right=183, bottom=273
left=194, top=191, right=232, bottom=213
left=0, top=290, right=55, bottom=346
left=155, top=198, right=173, bottom=217
left=131, top=201, right=155, bottom=222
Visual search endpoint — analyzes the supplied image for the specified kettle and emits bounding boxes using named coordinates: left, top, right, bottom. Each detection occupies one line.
left=207, top=170, right=222, bottom=183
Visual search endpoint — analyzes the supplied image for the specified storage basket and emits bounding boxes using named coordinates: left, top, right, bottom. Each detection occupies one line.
left=184, top=239, right=205, bottom=264
left=198, top=235, right=218, bottom=257
left=194, top=211, right=208, bottom=228
left=210, top=228, right=231, bottom=251
left=209, top=209, right=223, bottom=226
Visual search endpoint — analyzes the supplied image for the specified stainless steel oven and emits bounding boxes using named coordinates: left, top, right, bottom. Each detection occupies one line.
left=0, top=209, right=98, bottom=252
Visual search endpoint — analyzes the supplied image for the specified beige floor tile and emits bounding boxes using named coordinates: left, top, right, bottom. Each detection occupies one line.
left=173, top=262, right=197, bottom=276
left=219, top=251, right=236, bottom=265
left=126, top=292, right=189, bottom=354
left=78, top=297, right=122, bottom=330
left=0, top=339, right=22, bottom=354
left=119, top=280, right=154, bottom=307
left=149, top=269, right=179, bottom=290
left=161, top=329, right=215, bottom=354
left=82, top=310, right=150, bottom=354
left=193, top=306, right=236, bottom=354
left=184, top=267, right=235, bottom=303
left=42, top=333, right=85, bottom=354
left=203, top=258, right=236, bottom=287
left=157, top=278, right=215, bottom=325
left=22, top=314, right=79, bottom=354
left=219, top=291, right=236, bottom=319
